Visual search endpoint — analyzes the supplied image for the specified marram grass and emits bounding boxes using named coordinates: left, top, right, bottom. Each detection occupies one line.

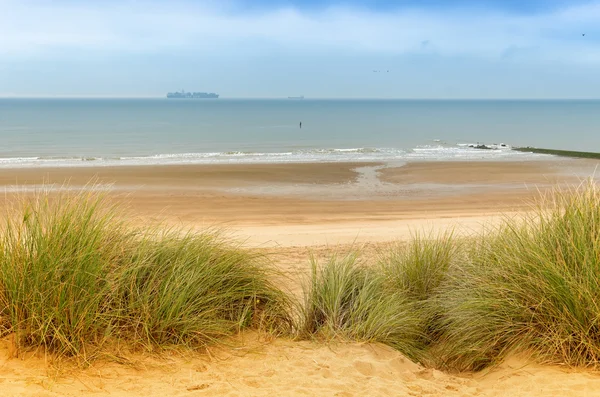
left=433, top=181, right=600, bottom=371
left=379, top=230, right=459, bottom=302
left=113, top=229, right=293, bottom=349
left=3, top=181, right=600, bottom=371
left=0, top=188, right=291, bottom=361
left=299, top=252, right=425, bottom=360
left=378, top=231, right=463, bottom=353
left=0, top=189, right=129, bottom=359
left=299, top=181, right=600, bottom=371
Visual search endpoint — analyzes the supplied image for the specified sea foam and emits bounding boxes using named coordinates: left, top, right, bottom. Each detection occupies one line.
left=0, top=145, right=548, bottom=168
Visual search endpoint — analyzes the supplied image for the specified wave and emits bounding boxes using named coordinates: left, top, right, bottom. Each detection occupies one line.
left=0, top=145, right=548, bottom=168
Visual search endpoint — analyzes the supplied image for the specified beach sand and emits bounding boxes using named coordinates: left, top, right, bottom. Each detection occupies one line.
left=1, top=158, right=599, bottom=396
left=2, top=334, right=600, bottom=397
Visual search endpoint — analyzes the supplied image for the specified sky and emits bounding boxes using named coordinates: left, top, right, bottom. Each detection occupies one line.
left=0, top=0, right=599, bottom=98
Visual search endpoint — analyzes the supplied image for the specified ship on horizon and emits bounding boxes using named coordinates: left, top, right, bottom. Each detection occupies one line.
left=288, top=95, right=304, bottom=99
left=167, top=90, right=219, bottom=99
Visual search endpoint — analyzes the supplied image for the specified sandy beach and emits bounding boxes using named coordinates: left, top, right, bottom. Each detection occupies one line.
left=2, top=334, right=600, bottom=397
left=5, top=0, right=600, bottom=393
left=0, top=159, right=589, bottom=241
left=1, top=158, right=600, bottom=396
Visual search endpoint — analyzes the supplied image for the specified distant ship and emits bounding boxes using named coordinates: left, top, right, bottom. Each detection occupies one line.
left=167, top=90, right=219, bottom=99
left=288, top=96, right=304, bottom=99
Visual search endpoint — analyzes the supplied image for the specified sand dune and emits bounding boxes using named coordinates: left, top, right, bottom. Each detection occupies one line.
left=1, top=159, right=600, bottom=396
left=2, top=335, right=599, bottom=396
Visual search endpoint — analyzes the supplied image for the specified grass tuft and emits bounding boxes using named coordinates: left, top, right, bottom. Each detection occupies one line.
left=434, top=181, right=600, bottom=370
left=378, top=231, right=462, bottom=361
left=0, top=187, right=291, bottom=361
left=299, top=252, right=424, bottom=360
left=380, top=231, right=459, bottom=302
left=113, top=229, right=292, bottom=349
left=4, top=180, right=600, bottom=371
left=0, top=189, right=129, bottom=359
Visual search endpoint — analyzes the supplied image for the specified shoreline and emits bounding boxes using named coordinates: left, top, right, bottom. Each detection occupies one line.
left=0, top=146, right=548, bottom=169
left=0, top=157, right=586, bottom=189
left=0, top=161, right=373, bottom=187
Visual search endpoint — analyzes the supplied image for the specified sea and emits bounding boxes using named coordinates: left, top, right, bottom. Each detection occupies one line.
left=1, top=98, right=599, bottom=168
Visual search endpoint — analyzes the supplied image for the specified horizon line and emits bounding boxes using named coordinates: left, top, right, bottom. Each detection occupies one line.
left=1, top=96, right=600, bottom=101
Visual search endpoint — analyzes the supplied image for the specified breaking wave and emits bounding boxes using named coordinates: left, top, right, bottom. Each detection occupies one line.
left=0, top=145, right=548, bottom=168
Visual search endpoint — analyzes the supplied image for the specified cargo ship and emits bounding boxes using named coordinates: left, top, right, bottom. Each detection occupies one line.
left=167, top=90, right=219, bottom=99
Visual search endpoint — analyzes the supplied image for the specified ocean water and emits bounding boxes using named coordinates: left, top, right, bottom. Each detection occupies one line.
left=1, top=99, right=599, bottom=168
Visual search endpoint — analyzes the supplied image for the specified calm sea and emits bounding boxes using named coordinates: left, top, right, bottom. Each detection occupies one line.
left=0, top=99, right=599, bottom=167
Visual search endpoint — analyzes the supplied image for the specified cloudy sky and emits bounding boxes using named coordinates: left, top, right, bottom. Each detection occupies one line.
left=0, top=0, right=599, bottom=98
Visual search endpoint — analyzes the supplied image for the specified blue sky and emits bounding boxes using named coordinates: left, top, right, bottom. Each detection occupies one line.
left=0, top=0, right=599, bottom=98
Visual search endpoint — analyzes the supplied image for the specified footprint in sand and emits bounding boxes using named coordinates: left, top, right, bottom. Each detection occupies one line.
left=320, top=369, right=334, bottom=379
left=419, top=369, right=434, bottom=380
left=366, top=344, right=399, bottom=361
left=193, top=364, right=208, bottom=372
left=388, top=356, right=421, bottom=374
left=353, top=361, right=376, bottom=377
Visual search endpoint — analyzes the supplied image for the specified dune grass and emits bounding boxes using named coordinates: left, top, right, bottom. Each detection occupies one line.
left=378, top=231, right=463, bottom=358
left=311, top=181, right=600, bottom=371
left=0, top=188, right=291, bottom=361
left=0, top=190, right=129, bottom=359
left=113, top=229, right=292, bottom=349
left=434, top=181, right=600, bottom=371
left=379, top=231, right=459, bottom=302
left=3, top=181, right=600, bottom=371
left=299, top=252, right=425, bottom=360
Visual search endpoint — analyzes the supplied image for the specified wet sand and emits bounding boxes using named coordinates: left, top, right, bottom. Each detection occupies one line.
left=0, top=160, right=589, bottom=223
left=378, top=160, right=576, bottom=185
left=0, top=160, right=591, bottom=244
left=0, top=162, right=367, bottom=188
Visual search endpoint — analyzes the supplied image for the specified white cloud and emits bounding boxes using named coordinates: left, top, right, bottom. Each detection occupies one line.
left=0, top=0, right=599, bottom=63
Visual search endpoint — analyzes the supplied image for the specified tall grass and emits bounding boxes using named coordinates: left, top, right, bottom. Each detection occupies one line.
left=380, top=231, right=459, bottom=302
left=4, top=181, right=600, bottom=371
left=300, top=181, right=600, bottom=371
left=434, top=181, right=600, bottom=370
left=378, top=231, right=462, bottom=357
left=0, top=190, right=129, bottom=359
left=0, top=188, right=291, bottom=361
left=299, top=252, right=424, bottom=360
left=114, top=229, right=292, bottom=349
